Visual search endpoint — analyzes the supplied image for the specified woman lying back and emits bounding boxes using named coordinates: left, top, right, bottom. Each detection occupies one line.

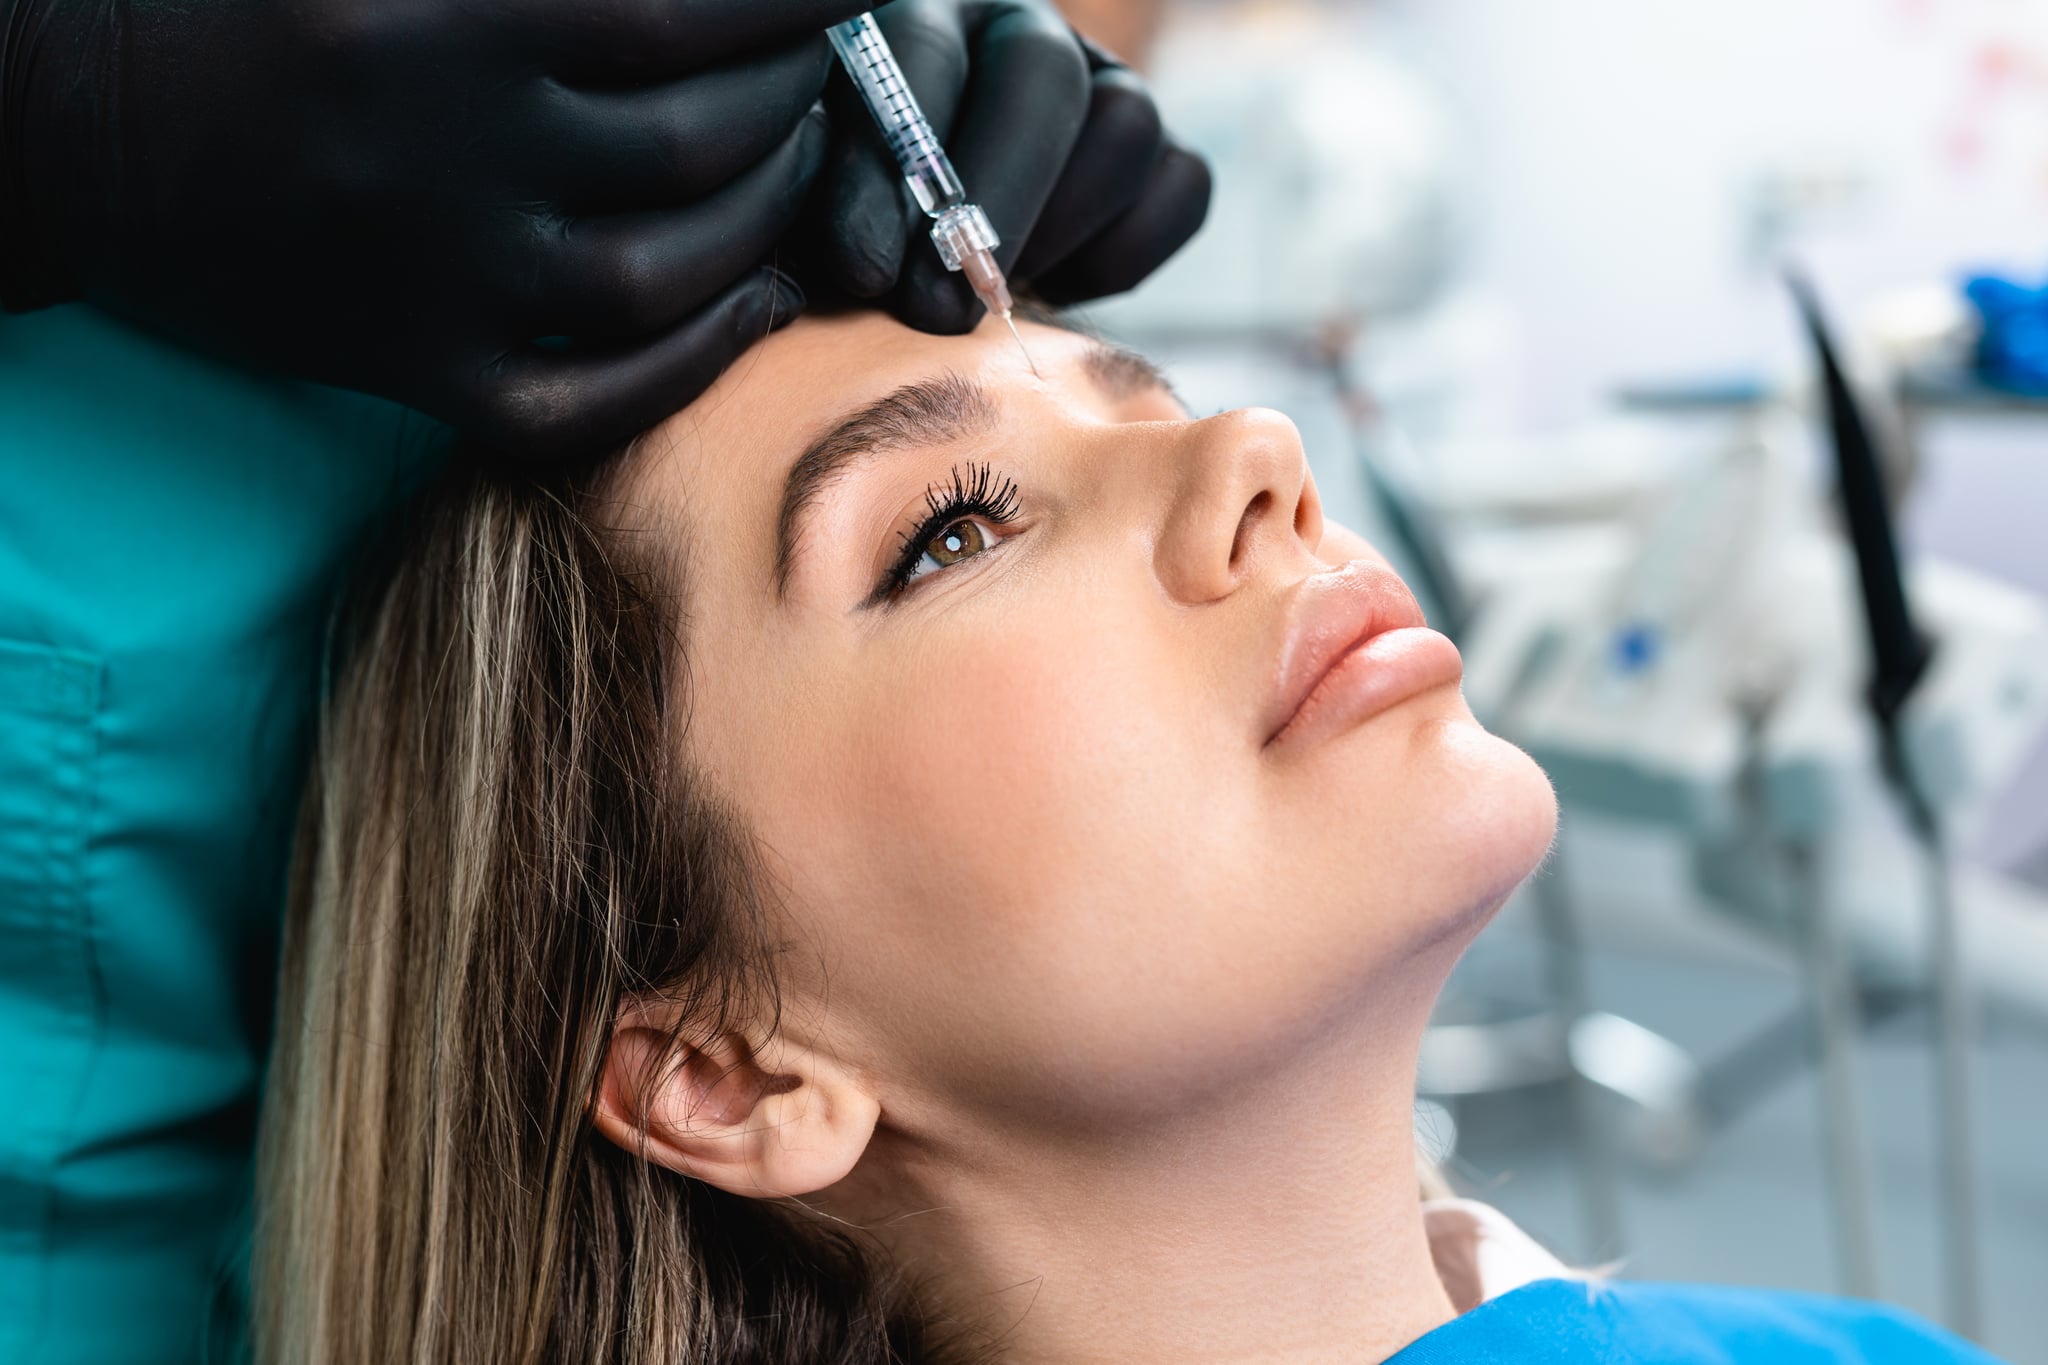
left=255, top=311, right=2001, bottom=1364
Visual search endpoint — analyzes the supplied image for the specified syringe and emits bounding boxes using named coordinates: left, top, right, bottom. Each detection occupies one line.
left=827, top=13, right=1038, bottom=375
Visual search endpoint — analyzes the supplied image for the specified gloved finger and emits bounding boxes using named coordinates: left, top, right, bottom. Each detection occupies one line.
left=1010, top=51, right=1166, bottom=282
left=1031, top=140, right=1212, bottom=305
left=517, top=0, right=872, bottom=79
left=466, top=268, right=807, bottom=464
left=524, top=105, right=828, bottom=338
left=818, top=0, right=972, bottom=299
left=889, top=3, right=1092, bottom=334
left=540, top=39, right=832, bottom=212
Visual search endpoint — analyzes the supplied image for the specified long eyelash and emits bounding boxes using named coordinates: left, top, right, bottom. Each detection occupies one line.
left=908, top=462, right=1020, bottom=541
left=878, top=462, right=1022, bottom=598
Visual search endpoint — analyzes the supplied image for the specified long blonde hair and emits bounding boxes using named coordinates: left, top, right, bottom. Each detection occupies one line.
left=254, top=463, right=967, bottom=1363
left=256, top=454, right=1456, bottom=1363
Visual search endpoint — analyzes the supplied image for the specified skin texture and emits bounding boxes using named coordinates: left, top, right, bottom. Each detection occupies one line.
left=592, top=313, right=1559, bottom=1362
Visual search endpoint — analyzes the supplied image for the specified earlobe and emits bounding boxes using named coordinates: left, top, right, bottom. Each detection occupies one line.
left=591, top=1019, right=880, bottom=1201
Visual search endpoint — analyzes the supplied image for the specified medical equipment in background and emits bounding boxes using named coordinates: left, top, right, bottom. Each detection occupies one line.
left=1441, top=275, right=2048, bottom=1330
left=827, top=13, right=1036, bottom=373
left=1085, top=1, right=1459, bottom=339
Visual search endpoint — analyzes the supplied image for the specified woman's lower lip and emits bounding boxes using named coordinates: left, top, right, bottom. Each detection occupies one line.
left=1266, top=627, right=1463, bottom=748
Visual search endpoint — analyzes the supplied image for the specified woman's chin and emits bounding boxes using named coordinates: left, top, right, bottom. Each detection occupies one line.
left=1433, top=714, right=1560, bottom=898
left=1309, top=705, right=1560, bottom=935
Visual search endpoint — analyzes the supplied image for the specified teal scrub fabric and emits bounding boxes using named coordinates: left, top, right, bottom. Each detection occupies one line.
left=1386, top=1277, right=2010, bottom=1364
left=0, top=305, right=442, bottom=1364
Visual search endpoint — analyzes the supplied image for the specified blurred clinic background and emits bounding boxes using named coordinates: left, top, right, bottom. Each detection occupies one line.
left=1060, top=0, right=2048, bottom=1359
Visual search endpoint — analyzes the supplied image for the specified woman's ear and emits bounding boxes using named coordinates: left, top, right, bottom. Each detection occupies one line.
left=591, top=1006, right=879, bottom=1200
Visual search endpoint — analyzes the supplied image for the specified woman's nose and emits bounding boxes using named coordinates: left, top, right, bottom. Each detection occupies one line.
left=1152, top=407, right=1324, bottom=604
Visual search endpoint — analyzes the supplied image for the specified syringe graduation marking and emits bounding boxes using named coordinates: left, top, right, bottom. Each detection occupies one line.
left=843, top=32, right=940, bottom=171
left=829, top=13, right=1038, bottom=376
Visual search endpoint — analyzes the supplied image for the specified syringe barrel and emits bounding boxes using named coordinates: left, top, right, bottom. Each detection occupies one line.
left=828, top=14, right=966, bottom=217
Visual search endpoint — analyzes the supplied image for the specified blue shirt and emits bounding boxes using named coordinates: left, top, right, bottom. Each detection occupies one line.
left=1388, top=1277, right=2009, bottom=1364
left=0, top=304, right=439, bottom=1364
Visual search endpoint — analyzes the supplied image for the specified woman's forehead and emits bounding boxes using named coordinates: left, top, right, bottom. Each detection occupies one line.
left=685, top=311, right=1070, bottom=456
left=620, top=312, right=1088, bottom=544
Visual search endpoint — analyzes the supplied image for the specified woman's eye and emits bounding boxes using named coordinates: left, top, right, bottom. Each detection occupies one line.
left=906, top=517, right=994, bottom=584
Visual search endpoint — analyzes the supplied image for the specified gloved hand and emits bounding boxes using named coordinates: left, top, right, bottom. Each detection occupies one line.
left=0, top=0, right=869, bottom=457
left=813, top=0, right=1211, bottom=333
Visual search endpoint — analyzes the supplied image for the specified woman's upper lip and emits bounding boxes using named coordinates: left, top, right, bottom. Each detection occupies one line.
left=1264, top=561, right=1428, bottom=743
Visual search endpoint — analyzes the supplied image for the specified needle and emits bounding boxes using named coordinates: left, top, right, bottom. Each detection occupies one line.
left=1000, top=309, right=1040, bottom=378
left=955, top=243, right=1037, bottom=378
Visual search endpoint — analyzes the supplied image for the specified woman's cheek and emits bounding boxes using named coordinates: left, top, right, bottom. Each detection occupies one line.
left=871, top=610, right=1160, bottom=852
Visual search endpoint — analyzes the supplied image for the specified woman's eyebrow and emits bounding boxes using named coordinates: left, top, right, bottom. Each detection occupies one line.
left=775, top=372, right=998, bottom=596
left=769, top=341, right=1180, bottom=597
left=1082, top=339, right=1182, bottom=407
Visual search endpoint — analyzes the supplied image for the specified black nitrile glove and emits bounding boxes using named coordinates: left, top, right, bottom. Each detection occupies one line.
left=0, top=0, right=870, bottom=458
left=816, top=0, right=1212, bottom=333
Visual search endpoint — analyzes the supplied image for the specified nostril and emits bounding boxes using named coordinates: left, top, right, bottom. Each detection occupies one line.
left=1231, top=490, right=1272, bottom=569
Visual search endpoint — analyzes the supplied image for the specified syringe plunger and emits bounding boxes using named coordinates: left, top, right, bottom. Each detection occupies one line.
left=829, top=14, right=1035, bottom=373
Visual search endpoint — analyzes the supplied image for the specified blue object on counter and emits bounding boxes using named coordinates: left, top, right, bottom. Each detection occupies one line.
left=1611, top=622, right=1663, bottom=676
left=1965, top=271, right=2048, bottom=397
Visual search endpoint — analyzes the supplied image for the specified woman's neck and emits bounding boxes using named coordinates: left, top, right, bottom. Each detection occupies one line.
left=837, top=1016, right=1459, bottom=1364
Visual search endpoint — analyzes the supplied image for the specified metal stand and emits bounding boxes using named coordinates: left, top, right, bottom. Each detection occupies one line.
left=1730, top=695, right=1883, bottom=1301
left=1779, top=834, right=1882, bottom=1299
left=1887, top=739, right=1982, bottom=1338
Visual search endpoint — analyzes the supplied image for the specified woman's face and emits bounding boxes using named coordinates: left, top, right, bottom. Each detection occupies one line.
left=622, top=312, right=1555, bottom=1139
